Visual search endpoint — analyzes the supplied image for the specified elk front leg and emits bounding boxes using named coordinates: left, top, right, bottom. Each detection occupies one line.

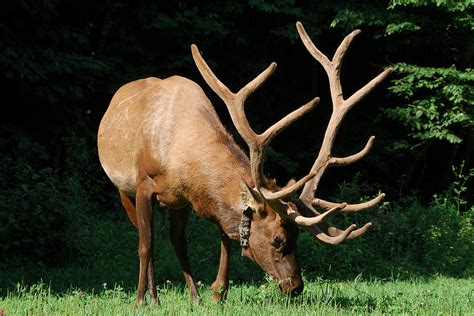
left=211, top=230, right=231, bottom=302
left=135, top=184, right=158, bottom=305
left=119, top=191, right=158, bottom=304
left=169, top=209, right=201, bottom=304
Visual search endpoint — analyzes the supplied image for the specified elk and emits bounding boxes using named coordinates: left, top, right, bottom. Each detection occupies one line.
left=97, top=21, right=392, bottom=305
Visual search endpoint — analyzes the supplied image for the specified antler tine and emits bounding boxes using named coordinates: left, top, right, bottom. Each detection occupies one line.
left=261, top=97, right=320, bottom=147
left=237, top=63, right=278, bottom=101
left=328, top=222, right=373, bottom=239
left=313, top=193, right=385, bottom=212
left=191, top=44, right=234, bottom=100
left=295, top=22, right=330, bottom=71
left=192, top=44, right=317, bottom=195
left=286, top=203, right=346, bottom=226
left=345, top=67, right=393, bottom=109
left=312, top=224, right=358, bottom=245
left=260, top=172, right=315, bottom=201
left=332, top=29, right=361, bottom=76
left=311, top=222, right=372, bottom=244
left=329, top=136, right=375, bottom=166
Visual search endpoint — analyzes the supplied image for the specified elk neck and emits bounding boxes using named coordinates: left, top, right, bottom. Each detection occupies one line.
left=174, top=100, right=255, bottom=241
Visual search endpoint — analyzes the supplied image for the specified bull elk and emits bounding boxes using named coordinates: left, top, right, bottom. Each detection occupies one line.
left=97, top=21, right=392, bottom=305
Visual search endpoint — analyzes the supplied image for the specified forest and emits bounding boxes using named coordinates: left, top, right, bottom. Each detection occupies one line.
left=0, top=0, right=473, bottom=313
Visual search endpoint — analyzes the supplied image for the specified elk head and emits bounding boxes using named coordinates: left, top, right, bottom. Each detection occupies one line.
left=238, top=180, right=304, bottom=295
left=191, top=21, right=392, bottom=296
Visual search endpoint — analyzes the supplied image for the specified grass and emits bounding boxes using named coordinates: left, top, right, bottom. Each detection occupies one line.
left=1, top=277, right=473, bottom=315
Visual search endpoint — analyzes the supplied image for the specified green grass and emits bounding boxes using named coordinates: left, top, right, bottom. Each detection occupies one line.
left=1, top=277, right=472, bottom=315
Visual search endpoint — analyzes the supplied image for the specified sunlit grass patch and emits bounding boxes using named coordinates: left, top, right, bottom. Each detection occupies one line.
left=1, top=277, right=472, bottom=315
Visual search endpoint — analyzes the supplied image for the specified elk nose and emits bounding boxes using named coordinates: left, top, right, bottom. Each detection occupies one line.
left=279, top=276, right=303, bottom=296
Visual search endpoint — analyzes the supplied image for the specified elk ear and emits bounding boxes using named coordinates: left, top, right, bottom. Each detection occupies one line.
left=239, top=181, right=264, bottom=212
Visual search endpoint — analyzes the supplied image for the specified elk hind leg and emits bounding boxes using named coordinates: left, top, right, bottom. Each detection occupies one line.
left=119, top=191, right=157, bottom=303
left=169, top=209, right=201, bottom=304
left=134, top=184, right=158, bottom=305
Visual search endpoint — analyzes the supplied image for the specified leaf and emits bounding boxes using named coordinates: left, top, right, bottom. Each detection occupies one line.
left=385, top=22, right=421, bottom=35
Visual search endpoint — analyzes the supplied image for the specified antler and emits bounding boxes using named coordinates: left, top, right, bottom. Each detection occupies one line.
left=191, top=44, right=318, bottom=200
left=191, top=21, right=391, bottom=234
left=294, top=21, right=392, bottom=244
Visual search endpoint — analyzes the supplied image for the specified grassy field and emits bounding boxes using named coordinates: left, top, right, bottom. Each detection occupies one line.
left=1, top=277, right=472, bottom=315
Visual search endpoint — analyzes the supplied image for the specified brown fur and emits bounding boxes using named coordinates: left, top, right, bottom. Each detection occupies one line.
left=98, top=76, right=302, bottom=305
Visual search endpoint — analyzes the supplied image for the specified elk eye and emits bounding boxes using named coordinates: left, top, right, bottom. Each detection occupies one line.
left=272, top=235, right=284, bottom=248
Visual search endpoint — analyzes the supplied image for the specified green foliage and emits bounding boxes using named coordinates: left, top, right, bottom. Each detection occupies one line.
left=149, top=8, right=231, bottom=41
left=448, top=162, right=474, bottom=212
left=0, top=139, right=66, bottom=260
left=0, top=48, right=111, bottom=104
left=248, top=0, right=302, bottom=15
left=385, top=0, right=473, bottom=51
left=389, top=0, right=473, bottom=12
left=298, top=173, right=473, bottom=279
left=0, top=133, right=106, bottom=264
left=422, top=162, right=474, bottom=274
left=0, top=136, right=69, bottom=262
left=329, top=4, right=388, bottom=32
left=329, top=0, right=473, bottom=38
left=384, top=64, right=473, bottom=148
left=0, top=2, right=112, bottom=101
left=385, top=21, right=421, bottom=35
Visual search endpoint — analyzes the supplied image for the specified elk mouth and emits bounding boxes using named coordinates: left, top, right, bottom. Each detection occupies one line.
left=278, top=275, right=303, bottom=296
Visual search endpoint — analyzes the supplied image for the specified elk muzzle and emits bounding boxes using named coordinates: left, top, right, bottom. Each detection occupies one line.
left=278, top=275, right=303, bottom=296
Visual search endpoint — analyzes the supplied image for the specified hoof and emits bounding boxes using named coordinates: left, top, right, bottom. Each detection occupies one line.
left=210, top=289, right=227, bottom=303
left=191, top=296, right=202, bottom=305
